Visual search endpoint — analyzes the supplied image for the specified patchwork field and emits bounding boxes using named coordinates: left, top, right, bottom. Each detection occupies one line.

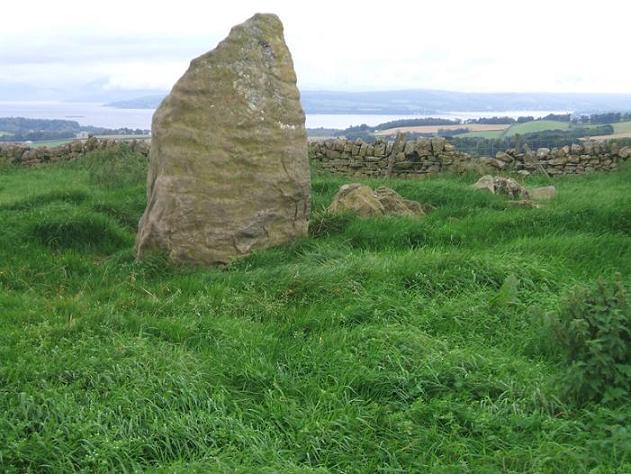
left=382, top=120, right=574, bottom=140
left=1, top=150, right=630, bottom=472
left=375, top=123, right=510, bottom=136
left=501, top=120, right=571, bottom=137
left=589, top=121, right=631, bottom=141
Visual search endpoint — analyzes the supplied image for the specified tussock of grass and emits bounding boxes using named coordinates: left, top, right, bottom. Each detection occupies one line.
left=0, top=158, right=630, bottom=472
left=31, top=212, right=129, bottom=253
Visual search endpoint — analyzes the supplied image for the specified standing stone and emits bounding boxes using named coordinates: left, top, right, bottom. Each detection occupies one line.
left=136, top=14, right=310, bottom=264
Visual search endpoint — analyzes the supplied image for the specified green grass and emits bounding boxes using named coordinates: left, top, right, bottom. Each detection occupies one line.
left=455, top=120, right=574, bottom=139
left=1, top=151, right=630, bottom=472
left=502, top=120, right=570, bottom=137
left=613, top=121, right=631, bottom=134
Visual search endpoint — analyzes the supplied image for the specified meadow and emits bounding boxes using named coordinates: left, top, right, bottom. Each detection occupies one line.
left=1, top=148, right=630, bottom=472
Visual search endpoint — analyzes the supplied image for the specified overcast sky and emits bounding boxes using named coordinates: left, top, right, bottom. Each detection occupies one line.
left=2, top=0, right=630, bottom=93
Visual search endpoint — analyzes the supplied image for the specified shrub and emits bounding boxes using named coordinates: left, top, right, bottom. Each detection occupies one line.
left=555, top=276, right=631, bottom=405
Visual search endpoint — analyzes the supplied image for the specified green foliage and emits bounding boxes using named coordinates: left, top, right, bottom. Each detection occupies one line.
left=82, top=145, right=148, bottom=189
left=0, top=157, right=630, bottom=471
left=556, top=276, right=631, bottom=405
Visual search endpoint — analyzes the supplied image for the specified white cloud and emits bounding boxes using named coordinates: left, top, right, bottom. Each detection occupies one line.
left=2, top=0, right=630, bottom=93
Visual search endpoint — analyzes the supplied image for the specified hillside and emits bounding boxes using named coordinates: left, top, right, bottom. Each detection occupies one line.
left=1, top=152, right=630, bottom=471
left=107, top=89, right=631, bottom=114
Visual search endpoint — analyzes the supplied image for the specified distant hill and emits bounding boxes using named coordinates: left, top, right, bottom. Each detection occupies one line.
left=0, top=79, right=167, bottom=104
left=107, top=89, right=631, bottom=114
left=105, top=95, right=166, bottom=109
left=300, top=90, right=631, bottom=114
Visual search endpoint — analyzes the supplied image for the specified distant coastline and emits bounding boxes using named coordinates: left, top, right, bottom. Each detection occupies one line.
left=107, top=89, right=631, bottom=116
left=0, top=101, right=573, bottom=133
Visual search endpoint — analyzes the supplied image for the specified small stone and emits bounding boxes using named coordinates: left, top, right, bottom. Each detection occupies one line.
left=529, top=186, right=557, bottom=200
left=473, top=175, right=529, bottom=199
left=328, top=183, right=429, bottom=217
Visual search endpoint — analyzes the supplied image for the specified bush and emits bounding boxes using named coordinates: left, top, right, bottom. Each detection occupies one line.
left=556, top=276, right=631, bottom=405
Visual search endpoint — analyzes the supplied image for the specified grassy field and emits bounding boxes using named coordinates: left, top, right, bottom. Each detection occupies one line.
left=583, top=121, right=631, bottom=141
left=1, top=149, right=630, bottom=472
left=613, top=121, right=631, bottom=134
left=453, top=120, right=570, bottom=139
left=501, top=120, right=570, bottom=138
left=455, top=120, right=609, bottom=140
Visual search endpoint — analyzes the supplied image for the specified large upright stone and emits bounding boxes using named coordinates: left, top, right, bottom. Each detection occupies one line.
left=136, top=14, right=310, bottom=265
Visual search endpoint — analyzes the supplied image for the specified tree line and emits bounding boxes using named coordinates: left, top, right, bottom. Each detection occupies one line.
left=0, top=117, right=149, bottom=142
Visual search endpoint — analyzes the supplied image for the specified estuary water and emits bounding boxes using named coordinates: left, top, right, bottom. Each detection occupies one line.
left=0, top=101, right=568, bottom=131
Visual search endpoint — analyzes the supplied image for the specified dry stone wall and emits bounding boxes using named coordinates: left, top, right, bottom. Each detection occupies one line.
left=0, top=137, right=149, bottom=166
left=498, top=141, right=630, bottom=176
left=309, top=137, right=631, bottom=177
left=2, top=135, right=630, bottom=178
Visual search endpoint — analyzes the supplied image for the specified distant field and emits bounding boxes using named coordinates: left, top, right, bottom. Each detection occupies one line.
left=454, top=130, right=505, bottom=139
left=453, top=120, right=570, bottom=139
left=613, top=121, right=631, bottom=134
left=380, top=120, right=575, bottom=139
left=501, top=120, right=570, bottom=137
left=584, top=121, right=631, bottom=141
left=376, top=123, right=510, bottom=136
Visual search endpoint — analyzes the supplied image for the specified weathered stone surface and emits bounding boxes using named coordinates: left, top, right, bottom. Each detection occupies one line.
left=328, top=183, right=427, bottom=217
left=473, top=175, right=529, bottom=199
left=136, top=13, right=310, bottom=265
left=529, top=185, right=557, bottom=200
left=307, top=134, right=628, bottom=180
left=431, top=137, right=445, bottom=154
left=496, top=151, right=514, bottom=163
left=327, top=184, right=383, bottom=217
left=373, top=187, right=429, bottom=215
